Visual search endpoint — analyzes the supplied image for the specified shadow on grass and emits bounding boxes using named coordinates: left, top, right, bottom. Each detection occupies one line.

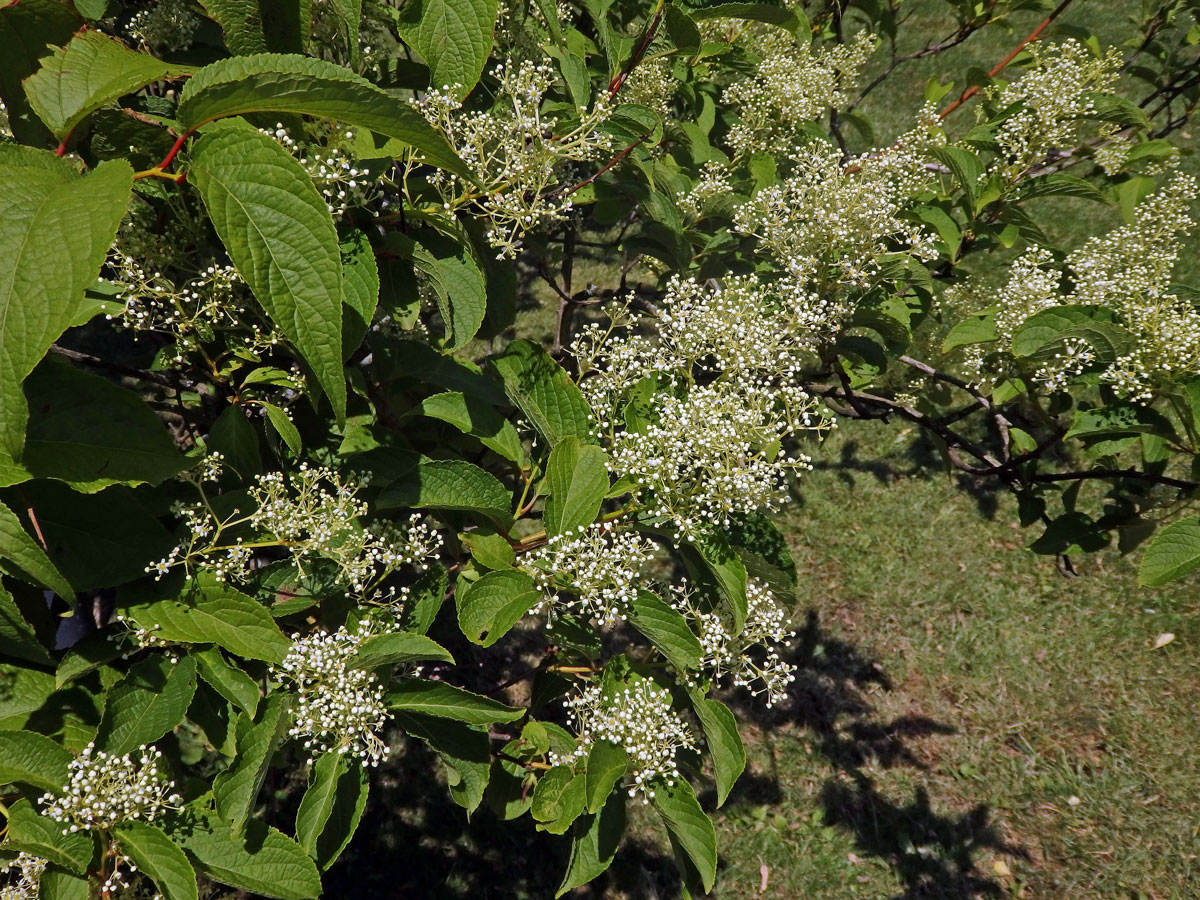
left=723, top=610, right=1026, bottom=900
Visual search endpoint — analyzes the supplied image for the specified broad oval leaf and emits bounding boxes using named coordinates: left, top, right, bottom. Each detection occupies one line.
left=555, top=793, right=626, bottom=897
left=489, top=340, right=596, bottom=448
left=544, top=437, right=610, bottom=536
left=396, top=0, right=499, bottom=100
left=651, top=778, right=717, bottom=894
left=629, top=590, right=703, bottom=672
left=174, top=812, right=322, bottom=900
left=190, top=126, right=346, bottom=421
left=456, top=569, right=539, bottom=647
left=1139, top=516, right=1200, bottom=587
left=0, top=730, right=72, bottom=792
left=176, top=53, right=469, bottom=178
left=386, top=677, right=524, bottom=726
left=113, top=821, right=199, bottom=900
left=96, top=654, right=198, bottom=755
left=0, top=497, right=74, bottom=599
left=377, top=457, right=512, bottom=524
left=416, top=391, right=526, bottom=465
left=584, top=739, right=627, bottom=814
left=4, top=799, right=94, bottom=874
left=349, top=631, right=455, bottom=669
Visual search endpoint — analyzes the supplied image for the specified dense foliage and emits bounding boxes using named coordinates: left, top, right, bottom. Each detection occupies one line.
left=1, top=0, right=1199, bottom=897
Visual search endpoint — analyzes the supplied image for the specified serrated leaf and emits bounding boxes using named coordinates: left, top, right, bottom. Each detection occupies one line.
left=1139, top=517, right=1200, bottom=587
left=23, top=30, right=194, bottom=139
left=195, top=647, right=261, bottom=716
left=0, top=583, right=52, bottom=665
left=416, top=391, right=526, bottom=465
left=0, top=153, right=131, bottom=458
left=0, top=663, right=55, bottom=727
left=396, top=0, right=499, bottom=100
left=629, top=590, right=702, bottom=671
left=213, top=695, right=290, bottom=834
left=176, top=53, right=468, bottom=178
left=490, top=340, right=595, bottom=448
left=1012, top=306, right=1134, bottom=364
left=340, top=228, right=379, bottom=358
left=532, top=766, right=587, bottom=833
left=386, top=677, right=524, bottom=725
left=584, top=740, right=627, bottom=814
left=4, top=799, right=94, bottom=874
left=410, top=232, right=487, bottom=350
left=0, top=498, right=73, bottom=599
left=96, top=654, right=198, bottom=755
left=456, top=569, right=538, bottom=647
left=56, top=633, right=122, bottom=689
left=349, top=631, right=454, bottom=669
left=207, top=404, right=262, bottom=482
left=295, top=751, right=368, bottom=869
left=555, top=793, right=626, bottom=897
left=651, top=779, right=717, bottom=893
left=119, top=576, right=290, bottom=664
left=942, top=312, right=998, bottom=352
left=393, top=710, right=491, bottom=814
left=21, top=356, right=189, bottom=491
left=190, top=126, right=346, bottom=421
left=686, top=530, right=747, bottom=634
left=0, top=0, right=81, bottom=143
left=689, top=694, right=744, bottom=807
left=461, top=527, right=516, bottom=569
left=200, top=0, right=270, bottom=54
left=113, top=821, right=198, bottom=900
left=377, top=457, right=512, bottom=523
left=1065, top=403, right=1176, bottom=441
left=543, top=437, right=609, bottom=536
left=0, top=730, right=72, bottom=792
left=38, top=866, right=89, bottom=900
left=174, top=812, right=322, bottom=900
left=261, top=403, right=302, bottom=454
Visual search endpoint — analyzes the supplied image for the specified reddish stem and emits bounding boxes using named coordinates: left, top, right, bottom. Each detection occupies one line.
left=158, top=129, right=193, bottom=171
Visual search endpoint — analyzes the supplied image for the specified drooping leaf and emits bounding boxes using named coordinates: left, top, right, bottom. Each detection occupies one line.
left=455, top=569, right=539, bottom=647
left=543, top=437, right=609, bottom=536
left=113, top=821, right=199, bottom=900
left=531, top=765, right=587, bottom=833
left=0, top=0, right=81, bottom=143
left=213, top=695, right=291, bottom=834
left=1139, top=516, right=1200, bottom=587
left=376, top=457, right=512, bottom=524
left=0, top=730, right=72, bottom=792
left=96, top=654, right=198, bottom=755
left=195, top=647, right=261, bottom=716
left=651, top=778, right=717, bottom=893
left=629, top=590, right=702, bottom=672
left=349, top=631, right=455, bottom=669
left=0, top=153, right=131, bottom=458
left=584, top=739, right=627, bottom=814
left=21, top=356, right=189, bottom=491
left=410, top=232, right=487, bottom=350
left=555, top=793, right=626, bottom=897
left=393, top=710, right=492, bottom=814
left=4, top=799, right=94, bottom=874
left=396, top=0, right=499, bottom=99
left=416, top=391, right=526, bottom=465
left=23, top=30, right=194, bottom=139
left=190, top=126, right=346, bottom=420
left=489, top=340, right=596, bottom=448
left=685, top=530, right=748, bottom=634
left=295, top=751, right=369, bottom=869
left=0, top=583, right=52, bottom=665
left=174, top=812, right=322, bottom=900
left=689, top=694, right=744, bottom=807
left=176, top=53, right=469, bottom=177
left=0, top=497, right=73, bottom=599
left=340, top=228, right=379, bottom=359
left=386, top=677, right=524, bottom=726
left=942, top=312, right=998, bottom=352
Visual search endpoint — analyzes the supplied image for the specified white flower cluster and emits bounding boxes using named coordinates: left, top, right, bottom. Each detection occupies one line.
left=273, top=623, right=390, bottom=766
left=734, top=139, right=938, bottom=303
left=417, top=59, right=613, bottom=257
left=525, top=523, right=658, bottom=625
left=724, top=32, right=875, bottom=158
left=553, top=680, right=695, bottom=801
left=151, top=465, right=443, bottom=592
left=0, top=853, right=46, bottom=900
left=0, top=100, right=12, bottom=141
left=673, top=579, right=796, bottom=706
left=987, top=39, right=1122, bottom=176
left=40, top=744, right=181, bottom=833
left=128, top=0, right=200, bottom=52
left=955, top=174, right=1200, bottom=400
left=573, top=279, right=832, bottom=536
left=622, top=55, right=678, bottom=120
left=262, top=125, right=384, bottom=218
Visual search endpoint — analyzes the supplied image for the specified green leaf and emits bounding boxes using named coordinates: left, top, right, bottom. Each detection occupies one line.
left=190, top=125, right=346, bottom=421
left=262, top=403, right=303, bottom=455
left=686, top=2, right=804, bottom=32
left=689, top=695, right=744, bottom=807
left=0, top=0, right=81, bottom=143
left=0, top=583, right=52, bottom=665
left=113, top=821, right=198, bottom=900
left=207, top=404, right=263, bottom=481
left=393, top=710, right=491, bottom=814
left=349, top=631, right=455, bottom=669
left=416, top=391, right=526, bottom=465
left=295, top=751, right=369, bottom=869
left=1065, top=403, right=1176, bottom=441
left=398, top=564, right=448, bottom=635
left=23, top=30, right=194, bottom=139
left=396, top=0, right=498, bottom=99
left=651, top=778, right=717, bottom=893
left=555, top=793, right=626, bottom=897
left=0, top=154, right=131, bottom=458
left=199, top=0, right=271, bottom=54
left=38, top=866, right=90, bottom=900
left=377, top=457, right=512, bottom=523
left=0, top=664, right=55, bottom=728
left=686, top=530, right=748, bottom=634
left=174, top=812, right=323, bottom=900
left=543, top=437, right=609, bottom=536
left=0, top=730, right=72, bottom=792
left=411, top=232, right=487, bottom=350
left=21, top=356, right=189, bottom=491
left=929, top=145, right=984, bottom=211
left=584, top=740, right=627, bottom=814
left=490, top=340, right=596, bottom=448
left=213, top=695, right=291, bottom=834
left=1139, top=517, right=1200, bottom=587
left=340, top=228, right=379, bottom=359
left=4, top=799, right=94, bottom=874
left=96, top=654, right=198, bottom=755
left=56, top=633, right=122, bottom=689
left=0, top=498, right=73, bottom=599
left=386, top=677, right=524, bottom=726
left=1011, top=306, right=1134, bottom=364
left=176, top=53, right=469, bottom=178
left=455, top=569, right=539, bottom=647
left=532, top=766, right=587, bottom=833
left=119, top=576, right=290, bottom=664
left=195, top=647, right=261, bottom=715
left=942, top=312, right=998, bottom=352
left=461, top=526, right=516, bottom=569
left=629, top=590, right=703, bottom=671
